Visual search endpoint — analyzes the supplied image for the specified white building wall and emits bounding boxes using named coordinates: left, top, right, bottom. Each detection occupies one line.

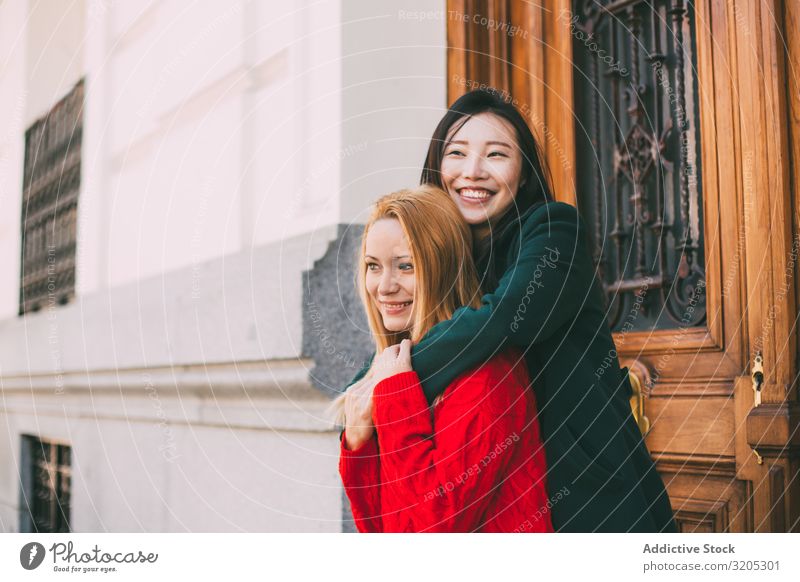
left=24, top=0, right=86, bottom=124
left=0, top=0, right=446, bottom=532
left=340, top=1, right=449, bottom=223
left=0, top=360, right=341, bottom=532
left=0, top=0, right=30, bottom=322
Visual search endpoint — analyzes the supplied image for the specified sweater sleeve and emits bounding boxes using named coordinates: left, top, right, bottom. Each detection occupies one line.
left=409, top=202, right=596, bottom=403
left=372, top=367, right=527, bottom=532
left=339, top=431, right=383, bottom=533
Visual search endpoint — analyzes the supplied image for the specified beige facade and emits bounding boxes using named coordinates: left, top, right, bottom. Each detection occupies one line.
left=0, top=0, right=447, bottom=532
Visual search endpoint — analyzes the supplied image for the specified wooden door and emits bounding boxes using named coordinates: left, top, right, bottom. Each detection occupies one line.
left=446, top=0, right=799, bottom=532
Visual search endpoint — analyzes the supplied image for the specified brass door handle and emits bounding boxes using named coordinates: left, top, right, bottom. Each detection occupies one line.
left=752, top=351, right=764, bottom=407
left=628, top=371, right=651, bottom=435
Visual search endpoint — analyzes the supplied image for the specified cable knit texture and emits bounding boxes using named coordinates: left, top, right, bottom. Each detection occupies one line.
left=339, top=348, right=553, bottom=533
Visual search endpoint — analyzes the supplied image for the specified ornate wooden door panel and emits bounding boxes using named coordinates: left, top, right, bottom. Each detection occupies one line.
left=446, top=0, right=799, bottom=532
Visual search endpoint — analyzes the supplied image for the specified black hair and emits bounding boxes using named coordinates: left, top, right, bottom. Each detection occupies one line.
left=420, top=88, right=554, bottom=290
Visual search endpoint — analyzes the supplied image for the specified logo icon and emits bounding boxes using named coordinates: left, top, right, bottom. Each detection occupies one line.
left=20, top=542, right=46, bottom=570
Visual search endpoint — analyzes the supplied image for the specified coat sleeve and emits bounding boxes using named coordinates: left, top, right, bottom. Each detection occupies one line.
left=372, top=367, right=527, bottom=532
left=410, top=202, right=596, bottom=403
left=339, top=431, right=383, bottom=532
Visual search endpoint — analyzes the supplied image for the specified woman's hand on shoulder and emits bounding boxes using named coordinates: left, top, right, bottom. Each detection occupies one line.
left=370, top=339, right=413, bottom=385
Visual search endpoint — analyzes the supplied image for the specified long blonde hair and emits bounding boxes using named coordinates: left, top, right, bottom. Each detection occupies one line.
left=328, top=185, right=482, bottom=425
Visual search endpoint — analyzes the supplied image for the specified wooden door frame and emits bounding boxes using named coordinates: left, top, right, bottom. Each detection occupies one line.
left=734, top=0, right=800, bottom=531
left=445, top=0, right=800, bottom=531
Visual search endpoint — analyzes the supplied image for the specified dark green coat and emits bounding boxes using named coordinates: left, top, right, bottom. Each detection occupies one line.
left=348, top=201, right=677, bottom=533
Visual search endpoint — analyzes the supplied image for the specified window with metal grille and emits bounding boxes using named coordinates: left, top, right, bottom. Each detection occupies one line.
left=19, top=79, right=83, bottom=316
left=19, top=435, right=72, bottom=533
left=571, top=0, right=706, bottom=331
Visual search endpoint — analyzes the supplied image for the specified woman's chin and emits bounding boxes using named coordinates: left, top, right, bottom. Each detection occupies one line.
left=381, top=317, right=412, bottom=333
left=457, top=207, right=490, bottom=224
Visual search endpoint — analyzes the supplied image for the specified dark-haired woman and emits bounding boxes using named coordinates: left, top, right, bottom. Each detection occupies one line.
left=347, top=88, right=677, bottom=533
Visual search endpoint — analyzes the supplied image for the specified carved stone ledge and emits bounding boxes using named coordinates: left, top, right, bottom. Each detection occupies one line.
left=301, top=224, right=373, bottom=398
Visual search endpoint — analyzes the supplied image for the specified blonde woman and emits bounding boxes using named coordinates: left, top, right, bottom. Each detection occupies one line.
left=332, top=185, right=552, bottom=533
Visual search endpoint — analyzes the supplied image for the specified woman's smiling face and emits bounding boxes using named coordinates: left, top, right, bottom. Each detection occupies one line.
left=364, top=218, right=415, bottom=333
left=440, top=112, right=524, bottom=235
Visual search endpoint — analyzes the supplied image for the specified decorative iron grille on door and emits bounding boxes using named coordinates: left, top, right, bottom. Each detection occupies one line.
left=19, top=435, right=72, bottom=533
left=571, top=0, right=706, bottom=331
left=19, top=79, right=83, bottom=315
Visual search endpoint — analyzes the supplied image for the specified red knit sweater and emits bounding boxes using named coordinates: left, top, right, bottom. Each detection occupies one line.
left=339, top=348, right=554, bottom=533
